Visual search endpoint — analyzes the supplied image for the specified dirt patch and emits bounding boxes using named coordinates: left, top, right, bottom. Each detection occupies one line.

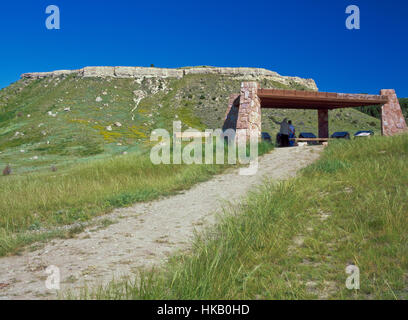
left=0, top=146, right=323, bottom=299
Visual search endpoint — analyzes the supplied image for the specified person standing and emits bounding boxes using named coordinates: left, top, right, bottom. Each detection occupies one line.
left=271, top=117, right=290, bottom=147
left=288, top=120, right=296, bottom=146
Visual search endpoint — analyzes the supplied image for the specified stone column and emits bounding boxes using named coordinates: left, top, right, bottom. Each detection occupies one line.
left=236, top=82, right=261, bottom=141
left=222, top=94, right=240, bottom=132
left=380, top=89, right=407, bottom=136
left=318, top=109, right=329, bottom=138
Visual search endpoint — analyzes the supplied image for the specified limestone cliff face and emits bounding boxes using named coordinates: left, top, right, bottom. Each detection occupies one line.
left=21, top=66, right=318, bottom=91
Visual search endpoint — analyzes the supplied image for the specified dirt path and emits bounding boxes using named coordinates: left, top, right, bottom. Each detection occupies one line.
left=0, top=146, right=323, bottom=299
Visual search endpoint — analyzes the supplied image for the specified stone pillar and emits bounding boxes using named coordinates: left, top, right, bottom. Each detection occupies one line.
left=380, top=89, right=407, bottom=136
left=318, top=109, right=329, bottom=138
left=236, top=82, right=261, bottom=141
left=222, top=94, right=240, bottom=132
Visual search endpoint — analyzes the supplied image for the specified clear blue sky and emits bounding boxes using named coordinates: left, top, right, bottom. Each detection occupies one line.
left=1, top=0, right=407, bottom=96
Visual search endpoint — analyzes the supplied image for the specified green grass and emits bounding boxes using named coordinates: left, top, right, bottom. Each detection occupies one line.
left=0, top=68, right=384, bottom=260
left=0, top=73, right=381, bottom=175
left=0, top=140, right=273, bottom=256
left=76, top=134, right=408, bottom=300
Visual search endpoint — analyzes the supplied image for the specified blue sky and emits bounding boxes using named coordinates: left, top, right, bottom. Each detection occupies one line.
left=0, top=0, right=407, bottom=96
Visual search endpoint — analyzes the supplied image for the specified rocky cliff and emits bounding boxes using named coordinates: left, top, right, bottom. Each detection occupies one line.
left=21, top=66, right=318, bottom=91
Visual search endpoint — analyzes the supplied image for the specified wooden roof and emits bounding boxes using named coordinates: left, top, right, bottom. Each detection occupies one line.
left=257, top=88, right=389, bottom=109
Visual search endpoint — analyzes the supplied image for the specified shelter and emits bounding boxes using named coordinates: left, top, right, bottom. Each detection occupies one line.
left=223, top=82, right=407, bottom=140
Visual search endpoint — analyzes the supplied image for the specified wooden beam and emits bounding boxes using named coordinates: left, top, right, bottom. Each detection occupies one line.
left=257, top=88, right=388, bottom=109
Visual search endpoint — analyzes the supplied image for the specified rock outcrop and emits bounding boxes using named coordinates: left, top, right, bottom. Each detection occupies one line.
left=21, top=66, right=318, bottom=91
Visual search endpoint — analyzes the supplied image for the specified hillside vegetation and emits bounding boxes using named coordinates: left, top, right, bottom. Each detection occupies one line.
left=356, top=98, right=408, bottom=121
left=0, top=138, right=274, bottom=256
left=78, top=134, right=408, bottom=300
left=0, top=71, right=381, bottom=174
left=0, top=68, right=383, bottom=255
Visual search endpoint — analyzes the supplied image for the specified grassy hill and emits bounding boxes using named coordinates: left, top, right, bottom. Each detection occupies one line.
left=0, top=67, right=383, bottom=255
left=0, top=70, right=381, bottom=174
left=0, top=68, right=404, bottom=297
left=78, top=134, right=408, bottom=300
